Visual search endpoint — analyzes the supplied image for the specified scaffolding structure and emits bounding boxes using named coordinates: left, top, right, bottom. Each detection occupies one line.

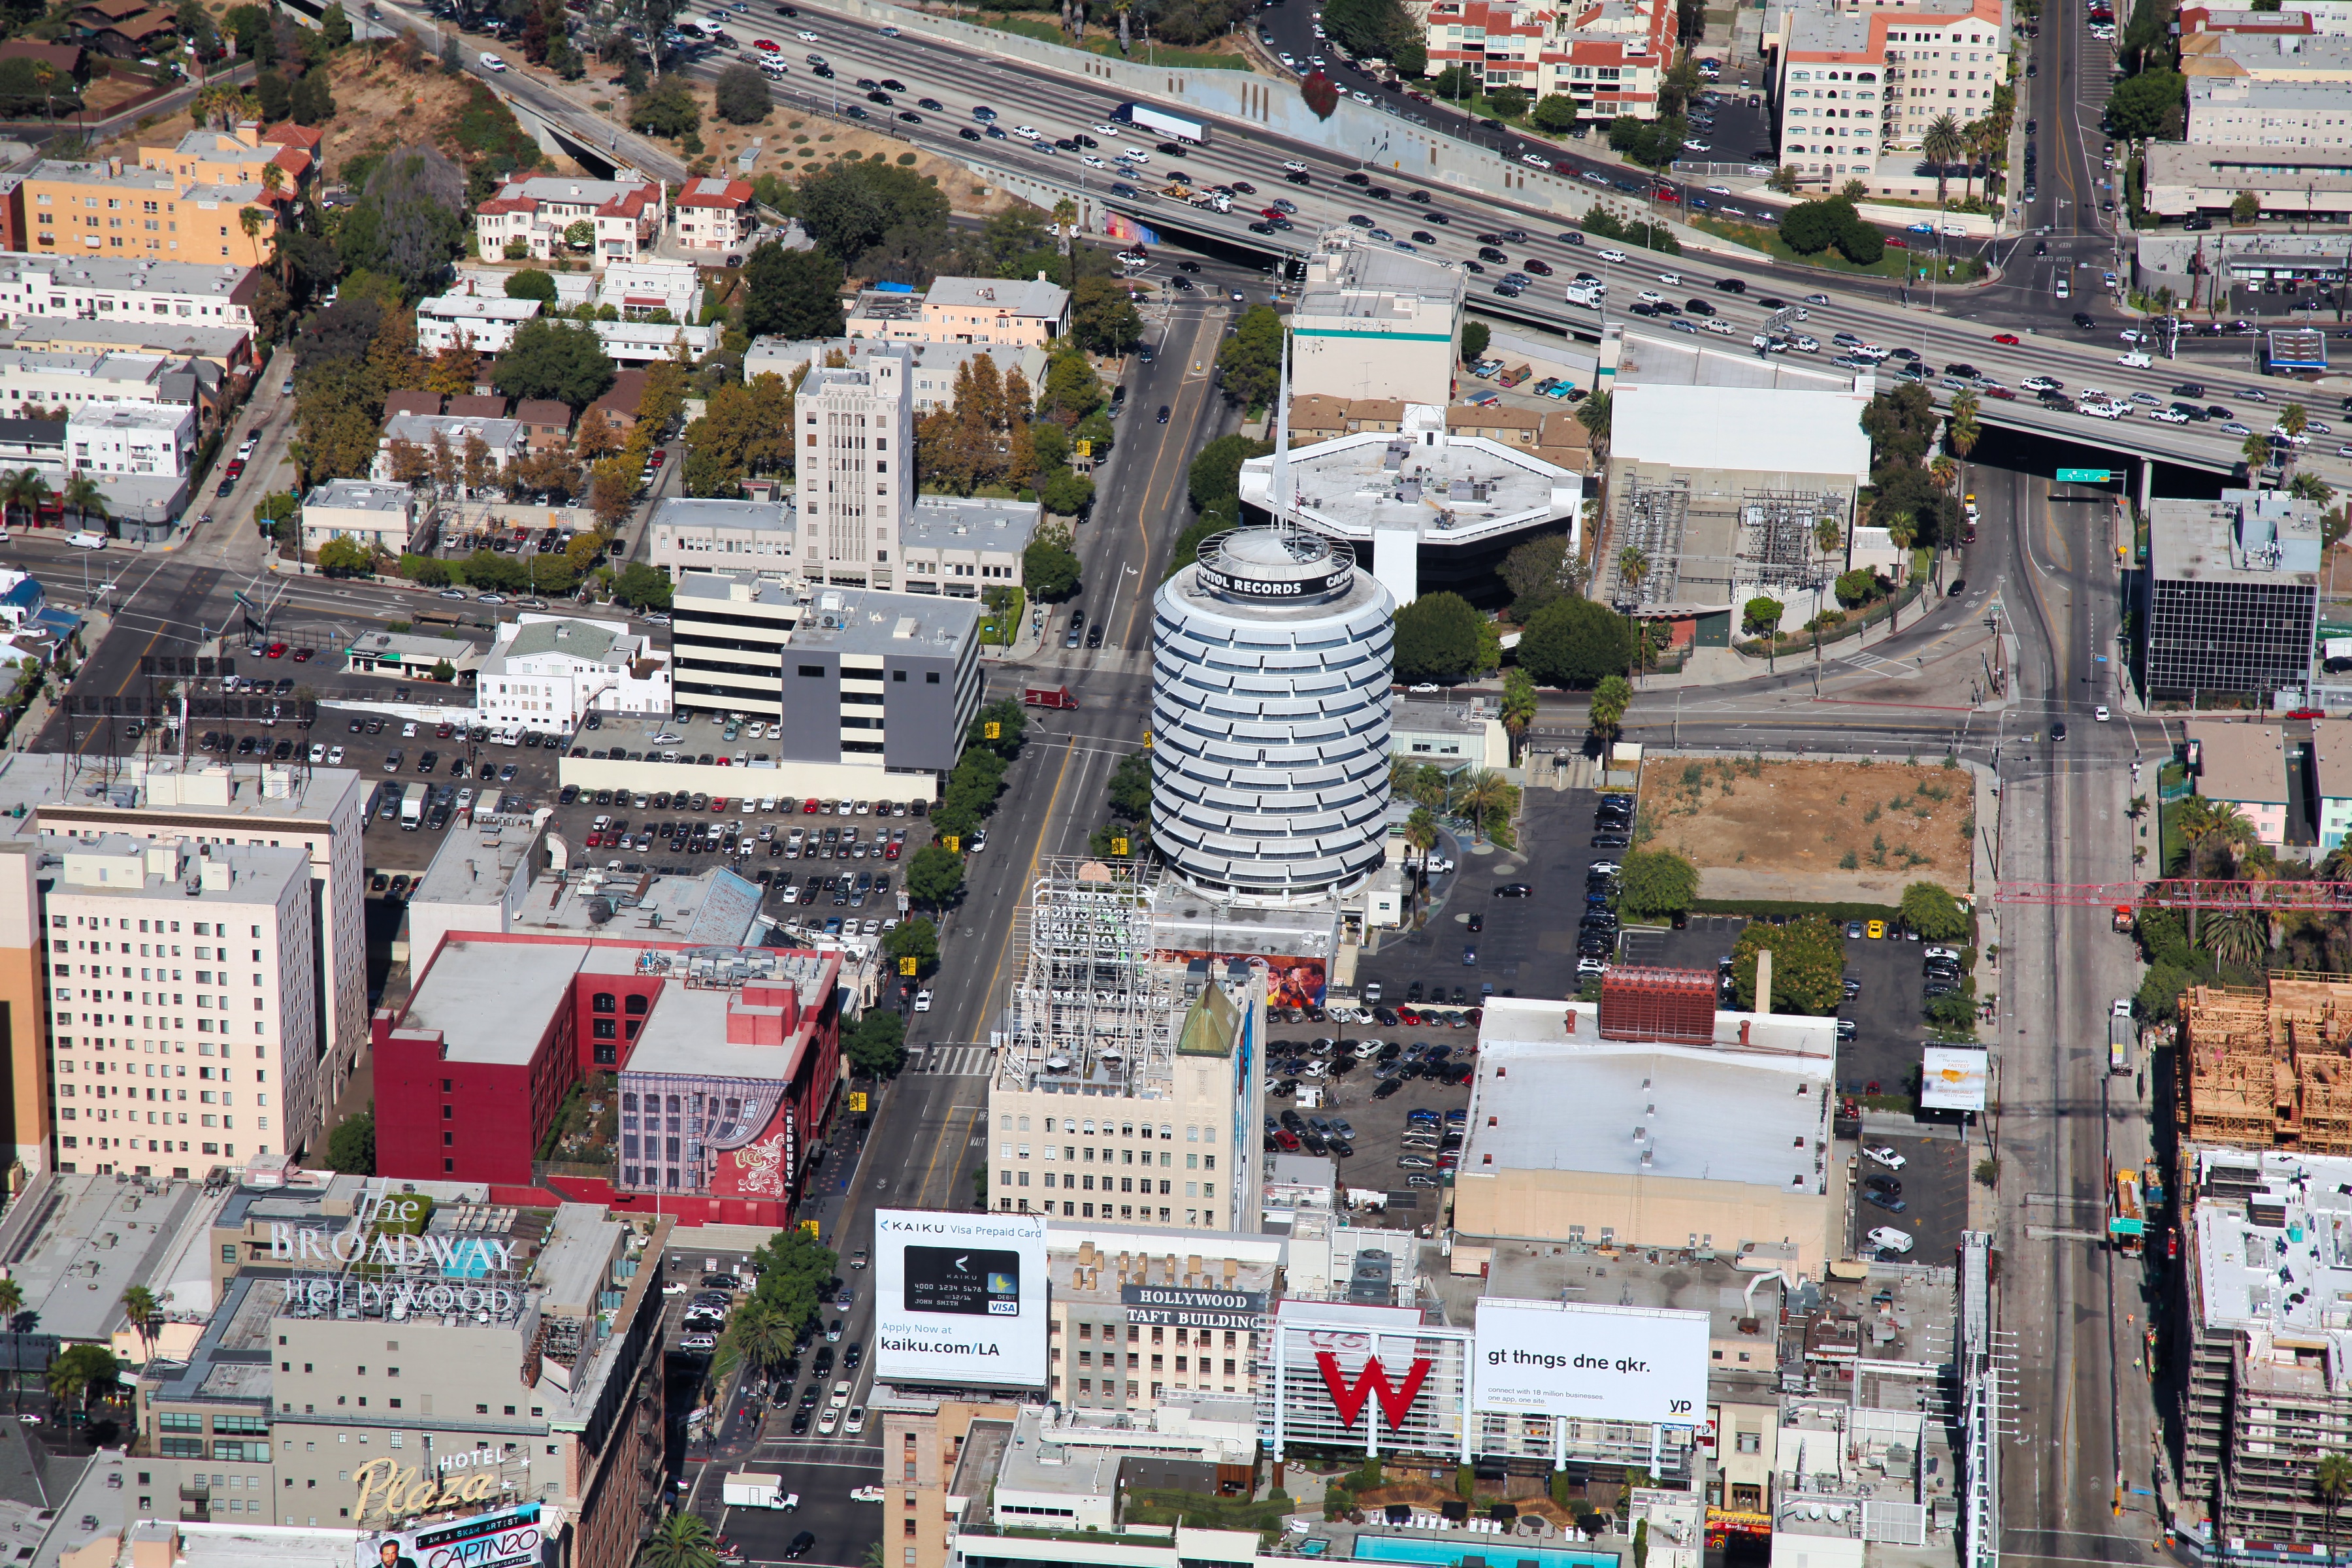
left=995, top=857, right=1182, bottom=1102
left=1739, top=488, right=1843, bottom=589
left=1610, top=475, right=1689, bottom=608
left=2180, top=973, right=2352, bottom=1151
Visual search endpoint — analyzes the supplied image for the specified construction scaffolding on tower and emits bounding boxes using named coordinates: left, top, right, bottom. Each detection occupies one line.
left=993, top=856, right=1181, bottom=1100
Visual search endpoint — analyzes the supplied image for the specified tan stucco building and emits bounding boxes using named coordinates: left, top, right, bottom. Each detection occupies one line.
left=1450, top=996, right=1842, bottom=1277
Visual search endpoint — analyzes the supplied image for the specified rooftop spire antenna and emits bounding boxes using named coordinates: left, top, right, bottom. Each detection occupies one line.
left=1271, top=325, right=1295, bottom=542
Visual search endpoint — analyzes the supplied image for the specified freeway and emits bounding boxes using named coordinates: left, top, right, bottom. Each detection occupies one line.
left=702, top=4, right=2349, bottom=485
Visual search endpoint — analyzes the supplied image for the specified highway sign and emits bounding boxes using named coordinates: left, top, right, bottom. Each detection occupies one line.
left=2056, top=468, right=2114, bottom=483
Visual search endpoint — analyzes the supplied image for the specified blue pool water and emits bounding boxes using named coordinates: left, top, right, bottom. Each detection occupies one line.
left=1350, top=1535, right=1620, bottom=1568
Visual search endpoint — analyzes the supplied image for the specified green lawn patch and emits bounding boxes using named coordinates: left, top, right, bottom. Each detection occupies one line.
left=1689, top=215, right=1915, bottom=280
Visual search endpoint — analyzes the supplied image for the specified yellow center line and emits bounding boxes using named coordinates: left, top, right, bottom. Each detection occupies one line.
left=915, top=1102, right=983, bottom=1209
left=1120, top=308, right=1228, bottom=649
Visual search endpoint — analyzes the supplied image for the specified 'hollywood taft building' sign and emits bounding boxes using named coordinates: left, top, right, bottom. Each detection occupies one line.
left=1119, top=1284, right=1266, bottom=1332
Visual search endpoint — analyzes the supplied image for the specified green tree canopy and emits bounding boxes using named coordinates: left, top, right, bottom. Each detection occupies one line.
left=1531, top=94, right=1580, bottom=133
left=1037, top=466, right=1095, bottom=516
left=713, top=62, right=772, bottom=124
left=629, top=78, right=701, bottom=140
left=1392, top=592, right=1484, bottom=683
left=885, top=915, right=940, bottom=975
left=1899, top=881, right=1970, bottom=942
left=2106, top=69, right=2185, bottom=140
left=1518, top=596, right=1635, bottom=689
left=1460, top=320, right=1491, bottom=365
left=1742, top=596, right=1785, bottom=636
left=742, top=242, right=845, bottom=340
left=1731, top=913, right=1846, bottom=1014
left=316, top=536, right=374, bottom=576
left=613, top=562, right=673, bottom=609
left=1024, top=534, right=1080, bottom=598
left=324, top=1110, right=374, bottom=1174
left=745, top=1227, right=838, bottom=1333
left=491, top=318, right=615, bottom=410
left=1619, top=848, right=1698, bottom=918
left=505, top=267, right=559, bottom=302
left=1218, top=305, right=1284, bottom=408
left=798, top=157, right=951, bottom=267
left=1498, top=533, right=1573, bottom=617
left=904, top=844, right=966, bottom=909
left=1187, top=434, right=1271, bottom=516
left=843, top=1008, right=907, bottom=1078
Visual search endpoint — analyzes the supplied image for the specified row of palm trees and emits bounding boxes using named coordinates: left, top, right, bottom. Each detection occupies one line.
left=0, top=468, right=112, bottom=536
left=1920, top=113, right=2003, bottom=210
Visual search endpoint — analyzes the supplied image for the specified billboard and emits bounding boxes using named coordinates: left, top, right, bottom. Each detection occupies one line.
left=1151, top=949, right=1326, bottom=1009
left=1471, top=1299, right=1708, bottom=1424
left=874, top=1208, right=1049, bottom=1388
left=1921, top=1045, right=1989, bottom=1112
left=360, top=1502, right=543, bottom=1568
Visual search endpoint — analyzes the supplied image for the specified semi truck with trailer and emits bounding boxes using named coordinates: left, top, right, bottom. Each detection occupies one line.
left=1114, top=102, right=1205, bottom=144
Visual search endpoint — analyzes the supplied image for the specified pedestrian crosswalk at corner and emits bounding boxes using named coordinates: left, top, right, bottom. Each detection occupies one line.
left=918, top=1044, right=997, bottom=1076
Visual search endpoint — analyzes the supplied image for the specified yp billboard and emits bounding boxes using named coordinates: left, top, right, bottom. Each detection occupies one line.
left=874, top=1209, right=1049, bottom=1389
left=1471, top=1298, right=1709, bottom=1424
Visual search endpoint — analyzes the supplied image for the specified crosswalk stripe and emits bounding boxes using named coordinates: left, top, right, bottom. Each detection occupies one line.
left=919, top=1045, right=996, bottom=1076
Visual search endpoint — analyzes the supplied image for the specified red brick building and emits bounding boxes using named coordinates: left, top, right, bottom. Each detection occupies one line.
left=373, top=933, right=844, bottom=1226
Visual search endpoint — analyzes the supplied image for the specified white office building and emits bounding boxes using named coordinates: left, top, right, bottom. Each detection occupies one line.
left=476, top=614, right=673, bottom=732
left=66, top=400, right=195, bottom=476
left=1150, top=528, right=1395, bottom=902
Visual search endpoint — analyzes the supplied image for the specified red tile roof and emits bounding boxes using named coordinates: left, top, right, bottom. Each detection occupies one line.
left=675, top=176, right=753, bottom=209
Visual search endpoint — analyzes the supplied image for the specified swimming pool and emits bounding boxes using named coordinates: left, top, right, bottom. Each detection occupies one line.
left=1350, top=1534, right=1620, bottom=1568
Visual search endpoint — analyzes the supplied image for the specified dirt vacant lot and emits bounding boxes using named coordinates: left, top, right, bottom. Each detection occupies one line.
left=1637, top=757, right=1973, bottom=895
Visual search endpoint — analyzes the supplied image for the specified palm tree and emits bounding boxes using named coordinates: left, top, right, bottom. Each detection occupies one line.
left=2245, top=431, right=2277, bottom=483
left=2175, top=796, right=2255, bottom=947
left=118, top=1286, right=162, bottom=1363
left=1463, top=773, right=1515, bottom=843
left=1616, top=545, right=1650, bottom=603
left=2284, top=402, right=2311, bottom=442
left=2317, top=1450, right=2352, bottom=1565
left=1947, top=391, right=1983, bottom=459
left=1921, top=114, right=1965, bottom=208
left=1929, top=455, right=1958, bottom=495
left=237, top=204, right=267, bottom=263
left=0, top=1278, right=22, bottom=1414
left=2289, top=472, right=2336, bottom=507
left=0, top=468, right=44, bottom=532
left=59, top=476, right=107, bottom=540
left=641, top=1511, right=721, bottom=1568
left=1575, top=388, right=1612, bottom=460
left=1588, top=673, right=1633, bottom=742
left=2208, top=907, right=2270, bottom=972
left=1403, top=806, right=1439, bottom=859
left=1499, top=669, right=1537, bottom=759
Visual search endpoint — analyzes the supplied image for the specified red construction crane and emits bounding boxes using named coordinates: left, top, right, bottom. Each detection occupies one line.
left=1996, top=881, right=2352, bottom=913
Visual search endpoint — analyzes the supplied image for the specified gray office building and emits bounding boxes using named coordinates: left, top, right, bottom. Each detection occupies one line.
left=2145, top=489, right=2322, bottom=706
left=671, top=570, right=983, bottom=777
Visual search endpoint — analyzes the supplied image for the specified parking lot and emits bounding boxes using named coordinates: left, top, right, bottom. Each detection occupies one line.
left=1262, top=1010, right=1478, bottom=1230
left=1618, top=915, right=1940, bottom=1098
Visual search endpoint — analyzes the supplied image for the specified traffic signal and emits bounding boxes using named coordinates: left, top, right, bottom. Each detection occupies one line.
left=985, top=721, right=1001, bottom=740
left=900, top=956, right=919, bottom=976
left=849, top=1092, right=868, bottom=1113
left=943, top=834, right=961, bottom=853
left=1111, top=836, right=1130, bottom=856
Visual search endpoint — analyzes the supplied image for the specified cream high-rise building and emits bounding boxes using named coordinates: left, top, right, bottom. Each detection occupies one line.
left=39, top=833, right=318, bottom=1175
left=796, top=344, right=916, bottom=589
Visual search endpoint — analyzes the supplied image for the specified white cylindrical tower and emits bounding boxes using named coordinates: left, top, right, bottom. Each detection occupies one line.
left=1150, top=527, right=1395, bottom=902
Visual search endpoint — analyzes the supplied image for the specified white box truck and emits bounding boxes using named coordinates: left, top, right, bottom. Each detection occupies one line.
left=1565, top=280, right=1604, bottom=308
left=399, top=783, right=423, bottom=831
left=723, top=1473, right=799, bottom=1510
